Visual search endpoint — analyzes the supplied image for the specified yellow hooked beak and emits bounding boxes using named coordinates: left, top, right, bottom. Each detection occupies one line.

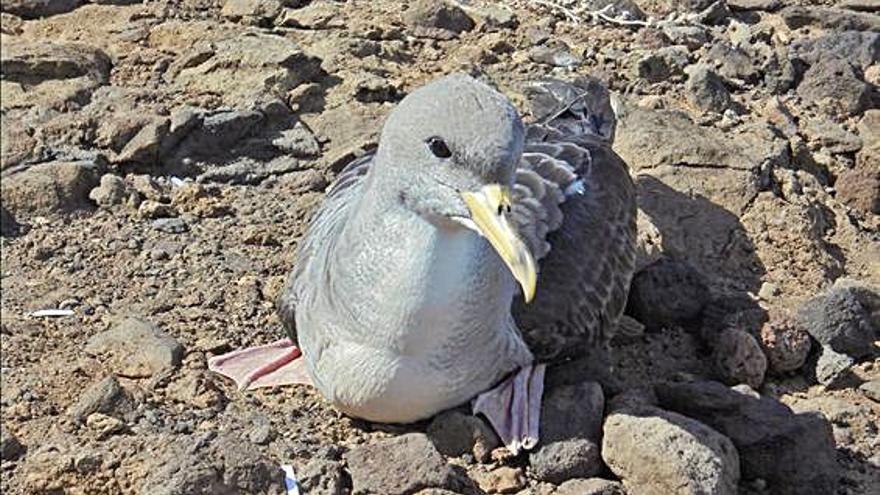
left=460, top=184, right=537, bottom=303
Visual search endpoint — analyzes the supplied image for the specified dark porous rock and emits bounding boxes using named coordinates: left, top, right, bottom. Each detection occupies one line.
left=426, top=410, right=499, bottom=462
left=67, top=375, right=135, bottom=423
left=627, top=257, right=710, bottom=329
left=1, top=204, right=22, bottom=237
left=346, top=433, right=468, bottom=495
left=1, top=425, right=26, bottom=461
left=0, top=0, right=81, bottom=19
left=711, top=328, right=767, bottom=389
left=798, top=285, right=878, bottom=360
left=556, top=478, right=625, bottom=495
left=655, top=379, right=838, bottom=495
left=836, top=167, right=880, bottom=216
left=297, top=458, right=348, bottom=495
left=602, top=400, right=740, bottom=495
left=635, top=46, right=690, bottom=83
left=402, top=0, right=475, bottom=40
left=85, top=317, right=184, bottom=378
left=139, top=432, right=284, bottom=495
left=1, top=160, right=100, bottom=216
left=758, top=310, right=811, bottom=374
left=685, top=65, right=733, bottom=114
left=797, top=57, right=872, bottom=117
left=780, top=5, right=880, bottom=31
left=695, top=0, right=732, bottom=25
left=530, top=381, right=604, bottom=483
left=706, top=42, right=758, bottom=83
left=792, top=31, right=879, bottom=72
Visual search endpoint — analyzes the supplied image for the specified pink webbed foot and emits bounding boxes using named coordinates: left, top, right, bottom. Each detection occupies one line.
left=208, top=338, right=313, bottom=390
left=472, top=364, right=546, bottom=455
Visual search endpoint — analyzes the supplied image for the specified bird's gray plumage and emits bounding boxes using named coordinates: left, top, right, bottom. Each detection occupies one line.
left=277, top=74, right=636, bottom=422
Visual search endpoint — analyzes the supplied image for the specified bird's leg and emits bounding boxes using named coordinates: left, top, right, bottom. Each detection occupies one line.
left=207, top=338, right=313, bottom=390
left=472, top=364, right=545, bottom=455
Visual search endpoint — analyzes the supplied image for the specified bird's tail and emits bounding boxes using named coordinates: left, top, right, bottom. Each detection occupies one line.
left=524, top=76, right=619, bottom=145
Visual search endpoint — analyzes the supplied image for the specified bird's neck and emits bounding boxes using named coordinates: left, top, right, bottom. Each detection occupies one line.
left=328, top=183, right=516, bottom=345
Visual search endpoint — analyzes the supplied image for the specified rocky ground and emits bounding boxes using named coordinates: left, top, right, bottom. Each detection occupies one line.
left=1, top=0, right=879, bottom=494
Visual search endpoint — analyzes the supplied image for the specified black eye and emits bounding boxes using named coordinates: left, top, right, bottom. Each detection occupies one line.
left=426, top=136, right=452, bottom=158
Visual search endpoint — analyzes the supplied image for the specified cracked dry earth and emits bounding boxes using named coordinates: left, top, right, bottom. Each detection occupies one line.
left=1, top=0, right=879, bottom=494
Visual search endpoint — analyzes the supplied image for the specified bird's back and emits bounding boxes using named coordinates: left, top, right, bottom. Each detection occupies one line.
left=510, top=78, right=638, bottom=361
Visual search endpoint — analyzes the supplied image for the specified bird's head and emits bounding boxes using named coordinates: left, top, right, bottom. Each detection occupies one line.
left=371, top=73, right=537, bottom=302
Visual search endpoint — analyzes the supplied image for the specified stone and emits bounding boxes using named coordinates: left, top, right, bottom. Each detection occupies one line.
left=469, top=4, right=518, bottom=30
left=0, top=0, right=81, bottom=19
left=346, top=433, right=467, bottom=495
left=116, top=118, right=170, bottom=165
left=635, top=46, right=690, bottom=83
left=695, top=0, right=732, bottom=25
left=797, top=57, right=872, bottom=117
left=402, top=0, right=475, bottom=40
left=221, top=0, right=282, bottom=25
left=85, top=412, right=125, bottom=438
left=272, top=122, right=321, bottom=158
left=1, top=40, right=111, bottom=111
left=813, top=345, right=856, bottom=388
left=530, top=381, right=604, bottom=483
left=602, top=402, right=740, bottom=495
left=1, top=160, right=100, bottom=216
left=0, top=205, right=21, bottom=237
left=84, top=317, right=184, bottom=378
left=859, top=380, right=880, bottom=402
left=661, top=25, right=710, bottom=51
left=712, top=328, right=767, bottom=389
left=275, top=2, right=343, bottom=29
left=798, top=286, right=878, bottom=359
left=706, top=42, right=758, bottom=83
left=627, top=257, right=709, bottom=329
left=248, top=416, right=274, bottom=445
left=139, top=432, right=284, bottom=494
left=836, top=167, right=880, bottom=217
left=89, top=174, right=136, bottom=208
left=152, top=217, right=189, bottom=234
left=803, top=118, right=863, bottom=154
left=655, top=379, right=838, bottom=494
left=138, top=200, right=178, bottom=219
left=297, top=458, right=347, bottom=495
left=726, top=0, right=781, bottom=11
left=555, top=478, right=625, bottom=495
left=685, top=65, right=732, bottom=114
left=780, top=5, right=880, bottom=31
left=759, top=310, right=811, bottom=374
left=172, top=33, right=321, bottom=107
left=857, top=109, right=880, bottom=170
left=67, top=375, right=134, bottom=422
left=792, top=31, right=879, bottom=72
left=473, top=467, right=525, bottom=494
left=197, top=156, right=301, bottom=185
left=0, top=425, right=25, bottom=461
left=426, top=411, right=499, bottom=463
left=529, top=42, right=582, bottom=68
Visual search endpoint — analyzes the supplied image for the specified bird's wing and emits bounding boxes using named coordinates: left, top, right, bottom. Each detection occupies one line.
left=276, top=152, right=375, bottom=342
left=510, top=79, right=637, bottom=361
